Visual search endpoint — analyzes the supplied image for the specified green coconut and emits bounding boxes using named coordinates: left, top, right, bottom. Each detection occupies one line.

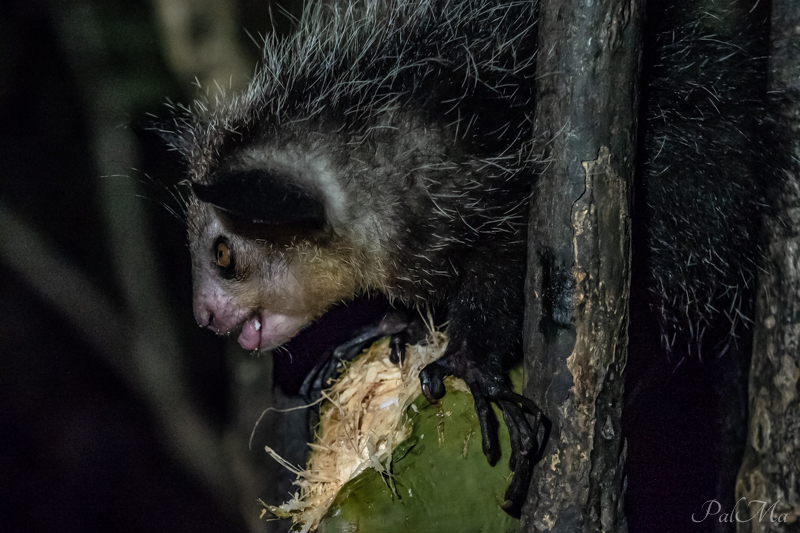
left=318, top=374, right=521, bottom=533
left=262, top=333, right=522, bottom=533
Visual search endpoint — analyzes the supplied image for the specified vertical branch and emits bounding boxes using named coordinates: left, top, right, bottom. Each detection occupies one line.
left=521, top=0, right=640, bottom=530
left=43, top=0, right=254, bottom=513
left=735, top=0, right=800, bottom=530
left=147, top=2, right=284, bottom=530
left=150, top=0, right=253, bottom=94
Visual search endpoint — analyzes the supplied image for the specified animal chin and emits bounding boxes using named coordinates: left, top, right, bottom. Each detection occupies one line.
left=237, top=311, right=307, bottom=352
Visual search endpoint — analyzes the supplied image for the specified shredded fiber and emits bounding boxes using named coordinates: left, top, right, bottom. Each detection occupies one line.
left=261, top=331, right=448, bottom=533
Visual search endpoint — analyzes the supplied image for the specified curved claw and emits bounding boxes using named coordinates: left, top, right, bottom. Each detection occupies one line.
left=491, top=390, right=544, bottom=419
left=500, top=401, right=523, bottom=472
left=300, top=307, right=428, bottom=401
left=473, top=396, right=501, bottom=465
left=419, top=359, right=449, bottom=402
left=494, top=400, right=537, bottom=518
left=389, top=331, right=408, bottom=365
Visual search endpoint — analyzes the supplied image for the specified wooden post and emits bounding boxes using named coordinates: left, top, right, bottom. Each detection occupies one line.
left=521, top=0, right=640, bottom=530
left=735, top=0, right=800, bottom=530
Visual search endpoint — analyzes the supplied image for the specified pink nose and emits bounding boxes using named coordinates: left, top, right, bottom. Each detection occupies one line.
left=193, top=301, right=214, bottom=330
left=193, top=288, right=243, bottom=334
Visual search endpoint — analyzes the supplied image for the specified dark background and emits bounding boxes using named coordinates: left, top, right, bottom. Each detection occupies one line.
left=0, top=0, right=736, bottom=531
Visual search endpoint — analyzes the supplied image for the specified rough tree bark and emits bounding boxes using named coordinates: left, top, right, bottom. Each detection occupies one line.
left=735, top=0, right=800, bottom=530
left=520, top=0, right=640, bottom=531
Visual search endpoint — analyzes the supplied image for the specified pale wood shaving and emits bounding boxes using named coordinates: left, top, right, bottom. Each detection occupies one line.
left=262, top=327, right=448, bottom=532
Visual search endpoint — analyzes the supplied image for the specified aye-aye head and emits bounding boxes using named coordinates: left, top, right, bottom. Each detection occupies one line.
left=182, top=114, right=449, bottom=351
left=185, top=133, right=396, bottom=351
left=167, top=0, right=537, bottom=352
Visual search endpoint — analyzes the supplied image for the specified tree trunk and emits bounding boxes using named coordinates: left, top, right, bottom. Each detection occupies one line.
left=520, top=0, right=640, bottom=531
left=735, top=0, right=800, bottom=530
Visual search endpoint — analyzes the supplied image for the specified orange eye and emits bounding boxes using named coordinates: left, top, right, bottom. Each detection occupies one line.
left=216, top=242, right=231, bottom=268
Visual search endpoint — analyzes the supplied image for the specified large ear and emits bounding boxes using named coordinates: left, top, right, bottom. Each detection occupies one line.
left=192, top=170, right=326, bottom=226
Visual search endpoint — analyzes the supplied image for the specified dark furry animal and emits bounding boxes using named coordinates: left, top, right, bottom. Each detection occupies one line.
left=639, top=0, right=775, bottom=353
left=168, top=0, right=540, bottom=515
left=629, top=0, right=779, bottom=524
left=160, top=0, right=781, bottom=518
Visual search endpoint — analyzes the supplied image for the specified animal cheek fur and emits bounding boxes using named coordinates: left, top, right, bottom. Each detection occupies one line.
left=216, top=239, right=362, bottom=320
left=288, top=244, right=362, bottom=312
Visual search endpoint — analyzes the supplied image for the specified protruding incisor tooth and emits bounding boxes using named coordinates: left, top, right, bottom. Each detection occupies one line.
left=254, top=318, right=262, bottom=331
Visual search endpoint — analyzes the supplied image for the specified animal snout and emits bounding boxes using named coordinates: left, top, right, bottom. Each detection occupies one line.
left=193, top=291, right=241, bottom=334
left=193, top=301, right=215, bottom=330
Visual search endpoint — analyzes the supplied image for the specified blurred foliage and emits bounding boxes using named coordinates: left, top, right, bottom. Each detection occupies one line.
left=0, top=0, right=297, bottom=531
